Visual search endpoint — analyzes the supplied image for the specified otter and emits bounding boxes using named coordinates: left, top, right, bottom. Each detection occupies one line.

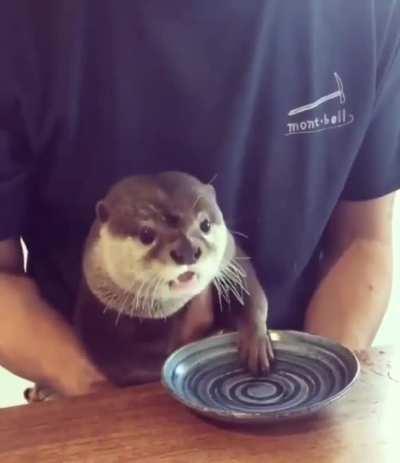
left=72, top=171, right=273, bottom=387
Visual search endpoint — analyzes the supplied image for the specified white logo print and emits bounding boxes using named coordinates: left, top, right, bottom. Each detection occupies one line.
left=286, top=72, right=354, bottom=136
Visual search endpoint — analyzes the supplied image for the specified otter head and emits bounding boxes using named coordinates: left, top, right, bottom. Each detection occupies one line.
left=85, top=172, right=231, bottom=319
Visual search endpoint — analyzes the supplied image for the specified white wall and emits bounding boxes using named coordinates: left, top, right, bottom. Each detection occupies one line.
left=374, top=193, right=400, bottom=346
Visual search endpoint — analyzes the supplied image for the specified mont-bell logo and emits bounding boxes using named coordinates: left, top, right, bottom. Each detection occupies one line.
left=285, top=73, right=355, bottom=136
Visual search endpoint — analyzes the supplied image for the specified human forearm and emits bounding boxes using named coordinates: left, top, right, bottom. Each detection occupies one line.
left=0, top=273, right=110, bottom=396
left=304, top=239, right=393, bottom=351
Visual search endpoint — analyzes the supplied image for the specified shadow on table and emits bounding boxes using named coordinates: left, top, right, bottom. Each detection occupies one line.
left=191, top=409, right=333, bottom=437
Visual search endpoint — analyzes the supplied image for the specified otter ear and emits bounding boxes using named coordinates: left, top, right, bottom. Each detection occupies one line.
left=96, top=201, right=109, bottom=223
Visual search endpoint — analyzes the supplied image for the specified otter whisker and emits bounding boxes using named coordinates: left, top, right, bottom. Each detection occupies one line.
left=216, top=276, right=232, bottom=312
left=223, top=262, right=247, bottom=284
left=233, top=256, right=252, bottom=261
left=103, top=301, right=112, bottom=315
left=227, top=260, right=247, bottom=275
left=139, top=280, right=151, bottom=314
left=222, top=265, right=246, bottom=287
left=135, top=278, right=147, bottom=313
left=223, top=266, right=250, bottom=297
left=220, top=275, right=245, bottom=304
left=218, top=259, right=251, bottom=306
left=142, top=275, right=158, bottom=313
left=150, top=276, right=161, bottom=307
left=214, top=275, right=231, bottom=305
left=150, top=277, right=163, bottom=314
left=147, top=278, right=156, bottom=314
left=102, top=289, right=118, bottom=315
left=103, top=291, right=112, bottom=315
left=212, top=279, right=224, bottom=312
left=229, top=229, right=249, bottom=240
left=115, top=288, right=130, bottom=325
left=126, top=280, right=140, bottom=317
left=207, top=173, right=218, bottom=185
left=228, top=259, right=247, bottom=278
left=225, top=268, right=248, bottom=297
left=229, top=269, right=249, bottom=299
left=149, top=279, right=158, bottom=313
left=219, top=271, right=245, bottom=305
left=119, top=282, right=136, bottom=318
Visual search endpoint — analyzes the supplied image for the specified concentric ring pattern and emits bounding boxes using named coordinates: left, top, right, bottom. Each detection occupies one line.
left=162, top=331, right=360, bottom=424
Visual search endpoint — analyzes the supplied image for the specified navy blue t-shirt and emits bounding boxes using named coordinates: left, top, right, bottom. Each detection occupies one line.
left=1, top=1, right=400, bottom=328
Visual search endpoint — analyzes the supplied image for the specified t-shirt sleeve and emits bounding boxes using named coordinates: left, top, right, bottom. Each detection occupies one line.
left=0, top=5, right=34, bottom=241
left=0, top=125, right=33, bottom=241
left=341, top=40, right=400, bottom=201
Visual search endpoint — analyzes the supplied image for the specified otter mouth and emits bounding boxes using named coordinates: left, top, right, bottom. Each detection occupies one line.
left=169, top=271, right=198, bottom=292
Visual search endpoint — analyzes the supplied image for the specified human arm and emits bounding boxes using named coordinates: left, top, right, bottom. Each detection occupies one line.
left=304, top=15, right=400, bottom=351
left=304, top=193, right=395, bottom=351
left=0, top=238, right=113, bottom=396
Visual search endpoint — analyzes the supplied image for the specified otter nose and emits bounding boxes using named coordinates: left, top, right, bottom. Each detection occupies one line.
left=170, top=245, right=202, bottom=265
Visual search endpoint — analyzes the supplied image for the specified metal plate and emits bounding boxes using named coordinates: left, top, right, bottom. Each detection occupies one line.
left=161, top=330, right=360, bottom=424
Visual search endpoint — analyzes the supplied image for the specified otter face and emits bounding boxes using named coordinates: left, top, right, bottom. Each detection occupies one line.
left=87, top=173, right=230, bottom=318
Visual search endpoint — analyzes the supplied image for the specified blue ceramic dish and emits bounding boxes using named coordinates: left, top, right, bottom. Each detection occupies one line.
left=161, top=330, right=360, bottom=424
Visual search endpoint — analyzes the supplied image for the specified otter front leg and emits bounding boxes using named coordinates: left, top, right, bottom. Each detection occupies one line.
left=219, top=242, right=274, bottom=375
left=237, top=295, right=274, bottom=375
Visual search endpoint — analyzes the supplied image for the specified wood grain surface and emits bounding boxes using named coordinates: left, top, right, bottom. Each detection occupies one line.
left=0, top=346, right=399, bottom=463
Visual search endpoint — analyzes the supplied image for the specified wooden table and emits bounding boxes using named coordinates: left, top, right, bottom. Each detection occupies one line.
left=0, top=346, right=399, bottom=463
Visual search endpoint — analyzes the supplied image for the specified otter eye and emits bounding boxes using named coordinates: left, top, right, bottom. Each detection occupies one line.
left=139, top=227, right=156, bottom=245
left=200, top=219, right=211, bottom=234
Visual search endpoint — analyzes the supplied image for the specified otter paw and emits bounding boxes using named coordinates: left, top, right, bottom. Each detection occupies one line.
left=239, top=327, right=275, bottom=376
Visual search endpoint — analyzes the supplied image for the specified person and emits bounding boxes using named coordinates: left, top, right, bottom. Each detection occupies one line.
left=0, top=0, right=399, bottom=398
